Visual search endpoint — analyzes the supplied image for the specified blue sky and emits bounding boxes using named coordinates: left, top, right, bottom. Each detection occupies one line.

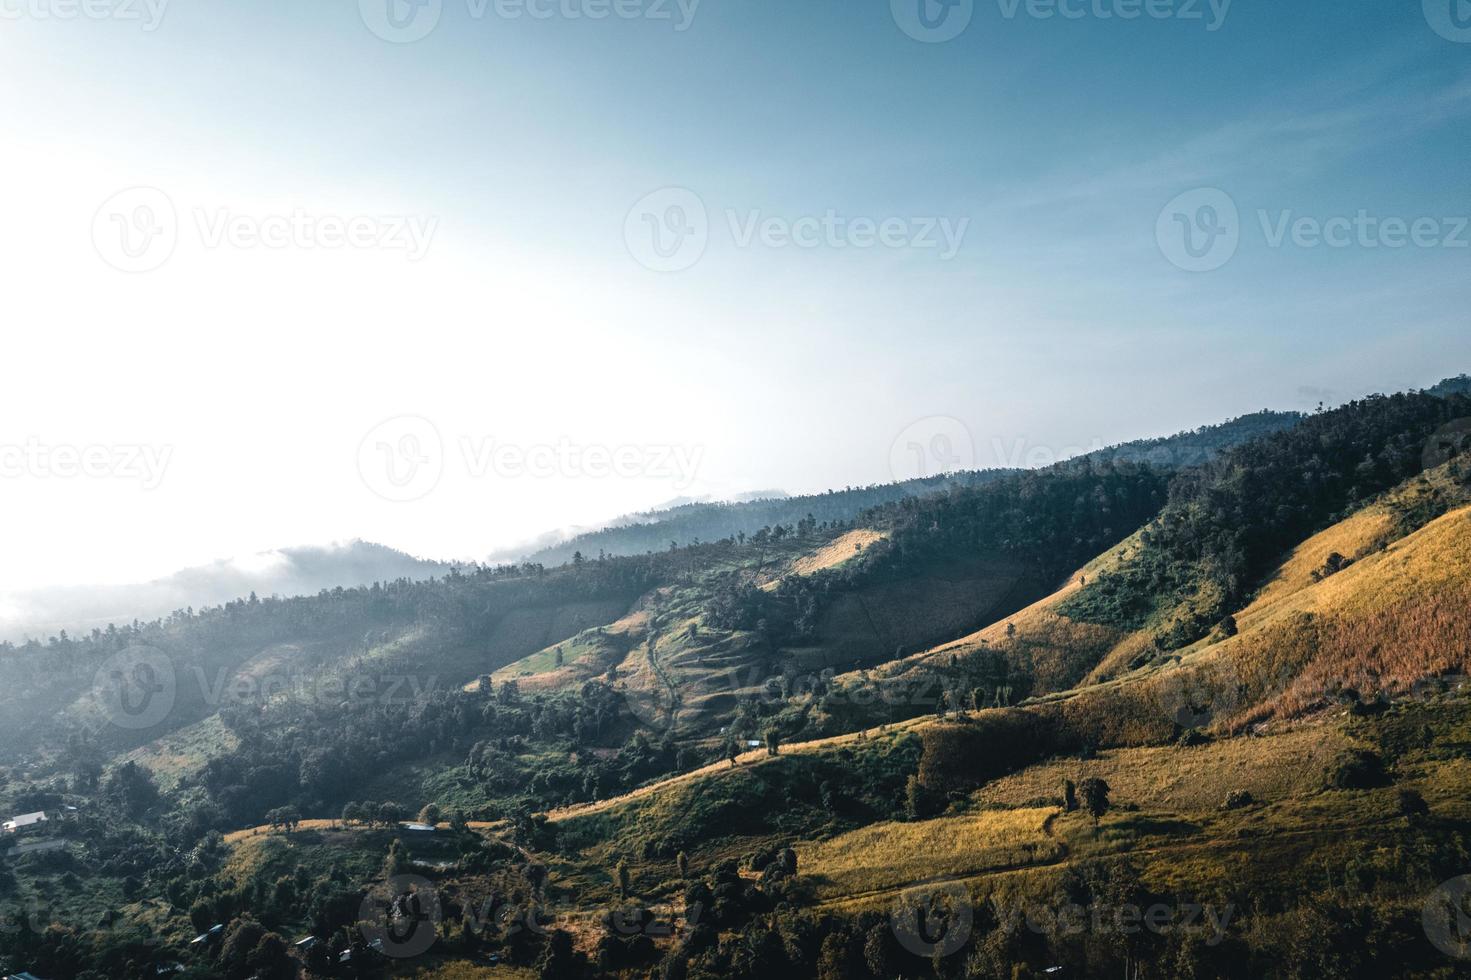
left=1, top=0, right=1469, bottom=589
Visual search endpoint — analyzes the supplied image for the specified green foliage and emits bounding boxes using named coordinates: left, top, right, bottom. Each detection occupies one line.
left=916, top=711, right=1067, bottom=797
left=1078, top=776, right=1111, bottom=825
left=1062, top=391, right=1471, bottom=646
left=1325, top=749, right=1389, bottom=790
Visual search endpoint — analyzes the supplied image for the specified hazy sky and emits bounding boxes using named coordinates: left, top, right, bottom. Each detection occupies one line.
left=2, top=0, right=1469, bottom=593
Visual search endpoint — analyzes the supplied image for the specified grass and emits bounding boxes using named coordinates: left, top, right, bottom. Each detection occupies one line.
left=1219, top=504, right=1471, bottom=728
left=818, top=701, right=1471, bottom=930
left=787, top=529, right=886, bottom=576
left=395, top=963, right=535, bottom=980
left=116, top=714, right=239, bottom=792
left=799, top=806, right=1059, bottom=900
left=489, top=608, right=647, bottom=686
left=975, top=724, right=1353, bottom=812
left=867, top=533, right=1141, bottom=696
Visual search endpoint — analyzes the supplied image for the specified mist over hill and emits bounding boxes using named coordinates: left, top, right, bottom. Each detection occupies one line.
left=514, top=409, right=1306, bottom=568
left=2, top=376, right=1470, bottom=979
left=0, top=540, right=451, bottom=642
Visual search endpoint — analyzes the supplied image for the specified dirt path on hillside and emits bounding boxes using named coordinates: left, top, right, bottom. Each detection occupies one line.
left=809, top=811, right=1398, bottom=914
left=542, top=717, right=933, bottom=823
left=808, top=807, right=1071, bottom=912
left=218, top=719, right=934, bottom=844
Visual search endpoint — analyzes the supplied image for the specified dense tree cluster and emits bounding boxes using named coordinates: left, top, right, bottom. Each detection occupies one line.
left=1062, top=391, right=1471, bottom=647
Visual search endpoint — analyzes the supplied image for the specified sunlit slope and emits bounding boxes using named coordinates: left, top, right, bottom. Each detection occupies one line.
left=845, top=531, right=1148, bottom=698
left=485, top=527, right=1054, bottom=737
left=527, top=687, right=1468, bottom=923
left=1047, top=499, right=1471, bottom=746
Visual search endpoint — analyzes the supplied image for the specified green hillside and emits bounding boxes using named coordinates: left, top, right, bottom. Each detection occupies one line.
left=3, top=379, right=1470, bottom=979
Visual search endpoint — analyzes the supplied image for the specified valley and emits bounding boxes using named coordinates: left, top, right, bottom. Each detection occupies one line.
left=2, top=381, right=1471, bottom=978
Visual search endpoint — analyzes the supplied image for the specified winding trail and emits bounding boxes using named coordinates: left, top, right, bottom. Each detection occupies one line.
left=542, top=715, right=933, bottom=823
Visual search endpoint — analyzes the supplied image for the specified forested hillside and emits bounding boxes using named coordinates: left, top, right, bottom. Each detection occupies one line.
left=2, top=378, right=1470, bottom=980
left=1061, top=390, right=1471, bottom=647
left=521, top=410, right=1302, bottom=568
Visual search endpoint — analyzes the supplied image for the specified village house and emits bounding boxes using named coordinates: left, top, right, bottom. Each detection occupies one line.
left=2, top=812, right=47, bottom=835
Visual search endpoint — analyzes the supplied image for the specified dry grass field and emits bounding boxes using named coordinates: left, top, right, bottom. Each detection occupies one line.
left=788, top=528, right=886, bottom=576
left=397, top=964, right=534, bottom=980
left=118, top=714, right=239, bottom=791
left=975, top=724, right=1352, bottom=812
left=1218, top=505, right=1471, bottom=727
left=799, top=806, right=1060, bottom=900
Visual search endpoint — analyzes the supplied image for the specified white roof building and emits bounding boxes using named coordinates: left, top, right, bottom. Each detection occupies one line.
left=2, top=812, right=47, bottom=833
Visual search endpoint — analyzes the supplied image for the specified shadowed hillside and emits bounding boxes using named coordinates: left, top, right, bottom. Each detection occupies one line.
left=3, top=377, right=1471, bottom=980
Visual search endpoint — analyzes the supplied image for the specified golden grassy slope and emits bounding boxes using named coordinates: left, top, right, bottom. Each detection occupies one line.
left=1235, top=464, right=1470, bottom=628
left=789, top=529, right=886, bottom=576
left=478, top=607, right=647, bottom=691
left=1048, top=504, right=1471, bottom=744
left=1239, top=509, right=1396, bottom=622
left=975, top=723, right=1351, bottom=812
left=843, top=532, right=1145, bottom=695
left=1229, top=505, right=1471, bottom=726
left=799, top=806, right=1059, bottom=900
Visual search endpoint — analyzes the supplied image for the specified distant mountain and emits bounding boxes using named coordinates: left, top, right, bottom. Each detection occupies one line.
left=1427, top=373, right=1471, bottom=398
left=515, top=471, right=1021, bottom=568
left=0, top=540, right=451, bottom=641
left=516, top=410, right=1308, bottom=569
left=481, top=491, right=793, bottom=565
left=5, top=377, right=1471, bottom=980
left=1081, top=409, right=1304, bottom=468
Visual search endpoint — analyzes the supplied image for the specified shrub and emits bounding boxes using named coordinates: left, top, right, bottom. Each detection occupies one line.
left=1325, top=749, right=1389, bottom=790
left=1177, top=728, right=1213, bottom=747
